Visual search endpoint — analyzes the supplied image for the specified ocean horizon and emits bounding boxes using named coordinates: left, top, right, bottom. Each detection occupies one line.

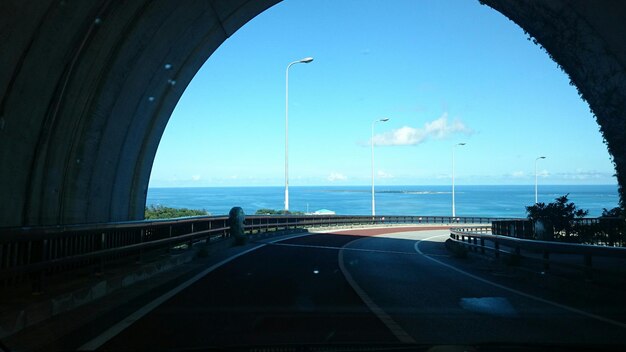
left=146, top=184, right=619, bottom=218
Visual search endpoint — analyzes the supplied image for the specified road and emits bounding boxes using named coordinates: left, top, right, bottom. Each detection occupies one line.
left=80, top=228, right=626, bottom=350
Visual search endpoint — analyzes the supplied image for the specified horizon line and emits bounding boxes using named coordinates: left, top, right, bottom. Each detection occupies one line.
left=147, top=183, right=619, bottom=189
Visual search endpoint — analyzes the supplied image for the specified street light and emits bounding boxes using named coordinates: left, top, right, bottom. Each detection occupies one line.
left=284, top=57, right=314, bottom=211
left=452, top=142, right=466, bottom=218
left=371, top=118, right=390, bottom=217
left=535, top=156, right=546, bottom=204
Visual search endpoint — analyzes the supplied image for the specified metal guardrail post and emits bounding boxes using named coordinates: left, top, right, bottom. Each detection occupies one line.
left=188, top=223, right=194, bottom=250
left=494, top=241, right=500, bottom=258
left=480, top=238, right=485, bottom=254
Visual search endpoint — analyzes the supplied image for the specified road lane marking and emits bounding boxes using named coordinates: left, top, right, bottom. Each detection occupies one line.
left=415, top=235, right=626, bottom=330
left=338, top=238, right=416, bottom=344
left=78, top=232, right=311, bottom=351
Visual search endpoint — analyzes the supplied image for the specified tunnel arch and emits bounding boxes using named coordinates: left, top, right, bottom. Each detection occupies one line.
left=0, top=0, right=624, bottom=227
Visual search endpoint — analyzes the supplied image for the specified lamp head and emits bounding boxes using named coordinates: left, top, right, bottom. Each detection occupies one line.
left=300, top=57, right=314, bottom=63
left=380, top=118, right=390, bottom=122
left=458, top=142, right=466, bottom=146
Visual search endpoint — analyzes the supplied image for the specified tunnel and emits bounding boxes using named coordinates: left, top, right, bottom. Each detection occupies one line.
left=1, top=0, right=625, bottom=227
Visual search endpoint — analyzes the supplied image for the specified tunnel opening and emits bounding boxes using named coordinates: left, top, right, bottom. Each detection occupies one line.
left=147, top=0, right=619, bottom=218
left=0, top=0, right=624, bottom=227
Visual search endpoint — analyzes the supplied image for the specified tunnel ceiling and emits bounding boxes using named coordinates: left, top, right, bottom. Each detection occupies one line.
left=0, top=0, right=625, bottom=227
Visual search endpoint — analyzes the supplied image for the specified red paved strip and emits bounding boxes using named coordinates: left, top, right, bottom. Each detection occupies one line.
left=328, top=226, right=450, bottom=236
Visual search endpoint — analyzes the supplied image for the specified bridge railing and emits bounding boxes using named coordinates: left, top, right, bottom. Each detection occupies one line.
left=0, top=216, right=229, bottom=292
left=0, top=214, right=508, bottom=293
left=450, top=226, right=626, bottom=278
left=244, top=215, right=502, bottom=229
left=491, top=218, right=626, bottom=246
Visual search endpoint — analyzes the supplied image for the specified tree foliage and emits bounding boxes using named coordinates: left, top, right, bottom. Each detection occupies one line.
left=601, top=207, right=622, bottom=218
left=526, top=194, right=588, bottom=240
left=525, top=198, right=625, bottom=246
left=145, top=205, right=209, bottom=219
left=254, top=208, right=304, bottom=215
left=588, top=207, right=626, bottom=246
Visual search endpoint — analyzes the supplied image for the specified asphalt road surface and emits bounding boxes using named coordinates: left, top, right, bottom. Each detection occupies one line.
left=81, top=229, right=626, bottom=350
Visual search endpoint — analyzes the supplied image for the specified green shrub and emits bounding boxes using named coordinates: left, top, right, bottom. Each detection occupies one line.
left=254, top=208, right=304, bottom=215
left=526, top=194, right=588, bottom=241
left=145, top=205, right=209, bottom=219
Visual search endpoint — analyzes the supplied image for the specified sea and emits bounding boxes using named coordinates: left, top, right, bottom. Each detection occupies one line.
left=146, top=185, right=620, bottom=218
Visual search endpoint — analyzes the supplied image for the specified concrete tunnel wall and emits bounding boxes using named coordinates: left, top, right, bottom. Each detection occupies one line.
left=0, top=0, right=280, bottom=227
left=0, top=0, right=624, bottom=227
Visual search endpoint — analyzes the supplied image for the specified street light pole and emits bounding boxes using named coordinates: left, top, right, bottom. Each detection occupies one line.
left=452, top=142, right=466, bottom=218
left=285, top=57, right=313, bottom=212
left=535, top=156, right=546, bottom=204
left=371, top=118, right=390, bottom=217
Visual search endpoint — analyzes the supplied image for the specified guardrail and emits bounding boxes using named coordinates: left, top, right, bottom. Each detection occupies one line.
left=491, top=218, right=625, bottom=246
left=0, top=215, right=506, bottom=293
left=450, top=226, right=626, bottom=278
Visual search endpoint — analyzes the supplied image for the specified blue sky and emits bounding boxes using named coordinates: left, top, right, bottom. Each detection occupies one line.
left=149, top=0, right=616, bottom=188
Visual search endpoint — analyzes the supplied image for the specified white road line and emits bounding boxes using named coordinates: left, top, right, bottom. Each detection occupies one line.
left=415, top=234, right=626, bottom=330
left=78, top=232, right=311, bottom=351
left=338, top=238, right=416, bottom=344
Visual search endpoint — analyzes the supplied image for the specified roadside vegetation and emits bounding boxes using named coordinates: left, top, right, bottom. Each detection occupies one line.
left=525, top=194, right=624, bottom=246
left=145, top=205, right=209, bottom=219
left=525, top=194, right=589, bottom=240
left=254, top=208, right=305, bottom=215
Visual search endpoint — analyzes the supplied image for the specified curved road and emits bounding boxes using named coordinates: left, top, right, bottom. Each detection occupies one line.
left=80, top=228, right=626, bottom=350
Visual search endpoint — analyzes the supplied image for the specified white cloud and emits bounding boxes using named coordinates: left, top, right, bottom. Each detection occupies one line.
left=377, top=170, right=393, bottom=179
left=510, top=171, right=525, bottom=178
left=191, top=175, right=201, bottom=181
left=327, top=172, right=347, bottom=182
left=538, top=169, right=550, bottom=178
left=371, top=113, right=472, bottom=146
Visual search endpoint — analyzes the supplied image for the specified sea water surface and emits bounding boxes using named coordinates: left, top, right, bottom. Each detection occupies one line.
left=146, top=185, right=619, bottom=218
